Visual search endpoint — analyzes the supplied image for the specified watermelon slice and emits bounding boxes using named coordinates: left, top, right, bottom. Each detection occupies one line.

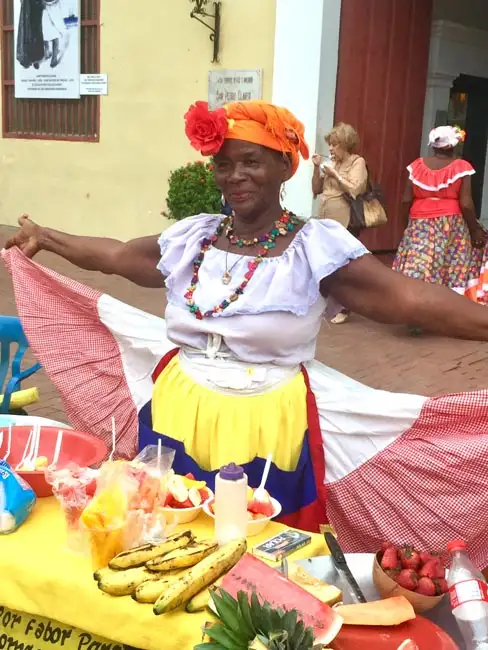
left=220, top=553, right=343, bottom=646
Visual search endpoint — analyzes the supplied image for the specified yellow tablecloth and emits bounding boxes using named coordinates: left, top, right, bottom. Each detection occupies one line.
left=0, top=498, right=327, bottom=650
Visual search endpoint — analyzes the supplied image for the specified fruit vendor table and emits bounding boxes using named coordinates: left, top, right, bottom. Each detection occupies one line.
left=0, top=498, right=327, bottom=650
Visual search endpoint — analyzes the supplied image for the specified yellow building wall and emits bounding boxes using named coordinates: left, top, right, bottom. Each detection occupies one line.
left=0, top=0, right=276, bottom=240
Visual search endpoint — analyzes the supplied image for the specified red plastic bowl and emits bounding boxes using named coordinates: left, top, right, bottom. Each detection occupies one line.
left=0, top=426, right=107, bottom=497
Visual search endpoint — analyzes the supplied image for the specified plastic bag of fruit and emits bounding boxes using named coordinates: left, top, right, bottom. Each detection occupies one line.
left=124, top=445, right=177, bottom=545
left=80, top=461, right=139, bottom=569
left=45, top=462, right=98, bottom=552
left=0, top=460, right=36, bottom=534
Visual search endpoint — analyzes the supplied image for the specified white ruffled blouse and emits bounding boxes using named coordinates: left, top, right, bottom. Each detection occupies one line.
left=158, top=215, right=369, bottom=365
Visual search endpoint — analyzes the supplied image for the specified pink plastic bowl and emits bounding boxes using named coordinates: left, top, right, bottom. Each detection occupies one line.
left=0, top=426, right=107, bottom=497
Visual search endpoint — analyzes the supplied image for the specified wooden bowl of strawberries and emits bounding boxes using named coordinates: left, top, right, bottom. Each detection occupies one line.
left=373, top=542, right=448, bottom=613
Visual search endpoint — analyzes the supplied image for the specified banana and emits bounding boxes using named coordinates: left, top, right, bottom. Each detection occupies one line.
left=108, top=530, right=194, bottom=569
left=94, top=567, right=117, bottom=582
left=133, top=571, right=186, bottom=604
left=98, top=566, right=164, bottom=596
left=185, top=577, right=223, bottom=613
left=146, top=540, right=218, bottom=572
left=153, top=538, right=247, bottom=615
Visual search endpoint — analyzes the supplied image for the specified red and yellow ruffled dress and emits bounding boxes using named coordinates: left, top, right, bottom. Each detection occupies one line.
left=393, top=157, right=485, bottom=299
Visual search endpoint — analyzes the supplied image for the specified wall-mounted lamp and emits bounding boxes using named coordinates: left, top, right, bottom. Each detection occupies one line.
left=189, top=0, right=222, bottom=63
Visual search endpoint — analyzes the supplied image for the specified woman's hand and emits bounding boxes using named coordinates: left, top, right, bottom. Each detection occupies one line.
left=322, top=165, right=337, bottom=178
left=5, top=215, right=43, bottom=258
left=312, top=154, right=322, bottom=167
left=469, top=224, right=487, bottom=249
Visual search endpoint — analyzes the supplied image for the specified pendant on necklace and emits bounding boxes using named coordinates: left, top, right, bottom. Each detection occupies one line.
left=222, top=271, right=232, bottom=285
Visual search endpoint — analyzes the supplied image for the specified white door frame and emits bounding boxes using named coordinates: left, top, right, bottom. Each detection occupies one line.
left=272, top=0, right=342, bottom=218
left=421, top=19, right=488, bottom=223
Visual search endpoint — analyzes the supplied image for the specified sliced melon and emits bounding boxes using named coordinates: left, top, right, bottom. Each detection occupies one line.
left=287, top=564, right=342, bottom=606
left=221, top=553, right=342, bottom=647
left=334, top=596, right=416, bottom=626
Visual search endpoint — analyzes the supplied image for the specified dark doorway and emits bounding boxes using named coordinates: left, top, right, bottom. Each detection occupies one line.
left=449, top=75, right=488, bottom=216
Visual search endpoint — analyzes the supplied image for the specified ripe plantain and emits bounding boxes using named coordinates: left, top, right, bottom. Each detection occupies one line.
left=94, top=566, right=118, bottom=582
left=185, top=578, right=222, bottom=613
left=146, top=540, right=218, bottom=572
left=98, top=566, right=164, bottom=596
left=133, top=570, right=186, bottom=604
left=108, top=530, right=194, bottom=569
left=153, top=538, right=247, bottom=615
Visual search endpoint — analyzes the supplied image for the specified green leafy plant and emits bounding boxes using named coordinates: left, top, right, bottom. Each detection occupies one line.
left=195, top=588, right=323, bottom=650
left=165, top=160, right=221, bottom=221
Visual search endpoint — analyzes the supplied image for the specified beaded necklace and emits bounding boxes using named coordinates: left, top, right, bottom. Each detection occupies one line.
left=184, top=211, right=300, bottom=319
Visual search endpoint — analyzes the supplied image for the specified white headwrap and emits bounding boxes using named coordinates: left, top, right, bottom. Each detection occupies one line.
left=429, top=126, right=465, bottom=149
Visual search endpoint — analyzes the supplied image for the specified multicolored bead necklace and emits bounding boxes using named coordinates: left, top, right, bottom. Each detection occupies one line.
left=184, top=211, right=301, bottom=319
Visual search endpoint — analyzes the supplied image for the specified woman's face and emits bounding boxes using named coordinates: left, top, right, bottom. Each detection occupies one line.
left=213, top=140, right=291, bottom=221
left=328, top=140, right=349, bottom=162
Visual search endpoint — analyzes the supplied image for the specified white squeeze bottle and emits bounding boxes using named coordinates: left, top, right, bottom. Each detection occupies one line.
left=214, top=463, right=248, bottom=546
left=447, top=539, right=488, bottom=650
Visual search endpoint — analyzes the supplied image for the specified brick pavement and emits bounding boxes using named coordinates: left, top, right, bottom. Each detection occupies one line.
left=1, top=224, right=488, bottom=424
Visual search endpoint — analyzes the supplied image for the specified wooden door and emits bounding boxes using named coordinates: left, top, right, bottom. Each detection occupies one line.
left=451, top=75, right=488, bottom=216
left=334, top=0, right=433, bottom=251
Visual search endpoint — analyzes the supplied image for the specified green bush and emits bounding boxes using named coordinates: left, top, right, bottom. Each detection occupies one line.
left=165, top=160, right=222, bottom=221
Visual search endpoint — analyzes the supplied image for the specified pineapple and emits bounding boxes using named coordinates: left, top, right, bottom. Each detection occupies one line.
left=194, top=588, right=327, bottom=649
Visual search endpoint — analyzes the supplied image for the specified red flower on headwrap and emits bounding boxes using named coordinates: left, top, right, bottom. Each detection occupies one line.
left=184, top=101, right=229, bottom=156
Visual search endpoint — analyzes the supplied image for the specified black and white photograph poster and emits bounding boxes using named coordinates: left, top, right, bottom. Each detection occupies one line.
left=14, top=0, right=80, bottom=99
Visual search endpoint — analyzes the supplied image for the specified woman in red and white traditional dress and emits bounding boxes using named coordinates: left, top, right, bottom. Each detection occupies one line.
left=5, top=105, right=488, bottom=570
left=394, top=125, right=487, bottom=301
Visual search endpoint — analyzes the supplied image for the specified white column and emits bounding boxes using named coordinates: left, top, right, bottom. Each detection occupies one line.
left=272, top=0, right=342, bottom=218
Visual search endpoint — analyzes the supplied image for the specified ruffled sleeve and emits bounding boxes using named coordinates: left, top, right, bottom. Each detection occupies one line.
left=157, top=213, right=220, bottom=278
left=407, top=158, right=475, bottom=191
left=298, top=218, right=370, bottom=284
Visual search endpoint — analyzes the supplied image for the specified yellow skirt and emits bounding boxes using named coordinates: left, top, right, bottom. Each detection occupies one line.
left=151, top=355, right=307, bottom=473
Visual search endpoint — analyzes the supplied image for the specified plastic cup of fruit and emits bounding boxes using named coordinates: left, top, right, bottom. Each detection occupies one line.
left=161, top=490, right=214, bottom=525
left=203, top=497, right=282, bottom=537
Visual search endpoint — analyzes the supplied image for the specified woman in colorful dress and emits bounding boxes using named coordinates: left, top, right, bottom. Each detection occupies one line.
left=393, top=125, right=486, bottom=295
left=312, top=123, right=368, bottom=324
left=5, top=102, right=488, bottom=569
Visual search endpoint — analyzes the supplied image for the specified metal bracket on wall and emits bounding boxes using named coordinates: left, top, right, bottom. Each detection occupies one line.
left=190, top=0, right=222, bottom=63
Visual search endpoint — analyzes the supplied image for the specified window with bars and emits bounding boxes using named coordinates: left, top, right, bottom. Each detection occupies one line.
left=1, top=0, right=100, bottom=141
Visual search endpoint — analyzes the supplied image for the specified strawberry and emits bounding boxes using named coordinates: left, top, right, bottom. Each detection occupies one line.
left=420, top=559, right=444, bottom=579
left=399, top=545, right=421, bottom=570
left=179, top=498, right=194, bottom=509
left=434, top=578, right=449, bottom=595
left=185, top=472, right=196, bottom=481
left=415, top=576, right=436, bottom=596
left=385, top=568, right=401, bottom=581
left=381, top=541, right=394, bottom=552
left=419, top=551, right=437, bottom=565
left=396, top=569, right=419, bottom=592
left=381, top=546, right=400, bottom=570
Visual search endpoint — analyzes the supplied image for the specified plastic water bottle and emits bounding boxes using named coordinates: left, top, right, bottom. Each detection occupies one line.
left=214, top=463, right=248, bottom=546
left=447, top=540, right=488, bottom=649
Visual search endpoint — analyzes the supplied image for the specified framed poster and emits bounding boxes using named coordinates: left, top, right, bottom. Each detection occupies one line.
left=14, top=0, right=81, bottom=99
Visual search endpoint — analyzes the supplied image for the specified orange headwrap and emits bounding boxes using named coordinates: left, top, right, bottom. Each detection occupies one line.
left=184, top=100, right=309, bottom=177
left=223, top=101, right=309, bottom=176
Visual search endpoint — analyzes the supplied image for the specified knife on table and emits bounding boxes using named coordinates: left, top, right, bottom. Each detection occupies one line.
left=324, top=532, right=367, bottom=604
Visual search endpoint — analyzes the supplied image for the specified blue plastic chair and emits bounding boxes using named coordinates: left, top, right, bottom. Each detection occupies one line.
left=0, top=316, right=41, bottom=414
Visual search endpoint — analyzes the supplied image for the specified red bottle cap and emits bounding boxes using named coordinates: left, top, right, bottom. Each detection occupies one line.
left=447, top=539, right=467, bottom=553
